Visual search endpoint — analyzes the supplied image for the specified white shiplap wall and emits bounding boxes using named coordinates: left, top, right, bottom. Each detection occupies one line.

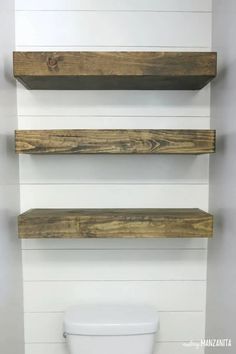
left=15, top=1, right=212, bottom=353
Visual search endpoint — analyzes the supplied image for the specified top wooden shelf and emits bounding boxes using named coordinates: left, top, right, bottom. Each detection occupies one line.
left=13, top=51, right=217, bottom=90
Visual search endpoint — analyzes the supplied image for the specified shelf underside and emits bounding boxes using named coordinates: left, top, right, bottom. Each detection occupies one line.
left=15, top=129, right=216, bottom=155
left=18, top=208, right=213, bottom=239
left=13, top=51, right=217, bottom=90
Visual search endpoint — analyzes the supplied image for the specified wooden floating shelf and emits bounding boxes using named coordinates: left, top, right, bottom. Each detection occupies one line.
left=13, top=51, right=217, bottom=90
left=15, top=129, right=216, bottom=155
left=18, top=208, right=213, bottom=239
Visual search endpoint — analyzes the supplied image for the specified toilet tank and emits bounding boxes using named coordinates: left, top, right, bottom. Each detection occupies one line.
left=63, top=304, right=159, bottom=354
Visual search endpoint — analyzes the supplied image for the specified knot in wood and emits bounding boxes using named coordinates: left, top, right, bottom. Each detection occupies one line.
left=47, top=57, right=58, bottom=70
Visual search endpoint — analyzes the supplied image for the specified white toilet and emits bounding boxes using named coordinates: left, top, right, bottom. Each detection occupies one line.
left=63, top=304, right=159, bottom=354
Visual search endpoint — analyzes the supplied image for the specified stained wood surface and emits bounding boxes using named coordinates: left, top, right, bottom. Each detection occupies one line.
left=13, top=51, right=217, bottom=90
left=15, top=129, right=216, bottom=154
left=18, top=208, right=213, bottom=238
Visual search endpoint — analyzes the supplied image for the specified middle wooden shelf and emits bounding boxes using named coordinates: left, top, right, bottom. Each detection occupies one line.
left=15, top=129, right=216, bottom=155
left=18, top=208, right=213, bottom=239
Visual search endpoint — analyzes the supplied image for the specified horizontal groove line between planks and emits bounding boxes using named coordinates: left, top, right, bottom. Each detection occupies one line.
left=16, top=10, right=212, bottom=13
left=16, top=46, right=211, bottom=49
left=21, top=248, right=207, bottom=251
left=20, top=184, right=209, bottom=188
left=22, top=248, right=207, bottom=250
left=17, top=115, right=211, bottom=117
left=24, top=310, right=204, bottom=313
left=24, top=340, right=203, bottom=343
left=23, top=280, right=206, bottom=283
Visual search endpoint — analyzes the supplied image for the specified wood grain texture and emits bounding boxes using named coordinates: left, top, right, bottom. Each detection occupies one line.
left=18, top=208, right=213, bottom=238
left=13, top=51, right=217, bottom=90
left=15, top=129, right=216, bottom=154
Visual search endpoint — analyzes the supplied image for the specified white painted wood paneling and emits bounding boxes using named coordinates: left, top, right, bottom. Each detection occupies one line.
left=16, top=12, right=211, bottom=47
left=24, top=311, right=205, bottom=343
left=24, top=281, right=206, bottom=312
left=19, top=155, right=209, bottom=185
left=20, top=184, right=209, bottom=212
left=18, top=116, right=210, bottom=130
left=21, top=238, right=208, bottom=251
left=17, top=86, right=211, bottom=117
left=16, top=0, right=212, bottom=12
left=16, top=0, right=212, bottom=351
left=25, top=342, right=204, bottom=354
left=22, top=249, right=207, bottom=281
left=25, top=343, right=66, bottom=354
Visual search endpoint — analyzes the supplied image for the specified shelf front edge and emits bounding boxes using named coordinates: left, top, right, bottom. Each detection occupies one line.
left=13, top=51, right=217, bottom=90
left=15, top=129, right=216, bottom=155
left=18, top=208, right=214, bottom=239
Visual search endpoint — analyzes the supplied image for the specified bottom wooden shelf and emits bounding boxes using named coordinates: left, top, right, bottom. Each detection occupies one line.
left=18, top=208, right=213, bottom=238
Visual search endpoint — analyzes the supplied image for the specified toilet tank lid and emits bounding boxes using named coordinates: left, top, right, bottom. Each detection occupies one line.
left=64, top=304, right=159, bottom=336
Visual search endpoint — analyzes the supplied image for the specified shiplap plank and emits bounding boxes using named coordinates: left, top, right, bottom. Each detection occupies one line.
left=17, top=86, right=210, bottom=117
left=24, top=311, right=205, bottom=343
left=25, top=343, right=66, bottom=354
left=19, top=154, right=209, bottom=185
left=18, top=116, right=210, bottom=130
left=21, top=238, right=208, bottom=250
left=24, top=281, right=206, bottom=312
left=20, top=185, right=209, bottom=212
left=22, top=249, right=207, bottom=281
left=16, top=12, right=211, bottom=47
left=16, top=0, right=212, bottom=12
left=25, top=342, right=204, bottom=354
